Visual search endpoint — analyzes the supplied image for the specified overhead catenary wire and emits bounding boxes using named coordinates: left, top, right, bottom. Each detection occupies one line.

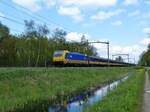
left=0, top=15, right=24, bottom=26
left=0, top=0, right=72, bottom=33
left=0, top=15, right=25, bottom=33
left=0, top=8, right=31, bottom=25
left=0, top=0, right=47, bottom=24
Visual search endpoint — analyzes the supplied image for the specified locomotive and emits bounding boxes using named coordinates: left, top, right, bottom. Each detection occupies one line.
left=53, top=50, right=135, bottom=67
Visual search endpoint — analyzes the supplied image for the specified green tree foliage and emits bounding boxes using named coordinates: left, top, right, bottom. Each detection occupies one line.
left=0, top=22, right=9, bottom=42
left=0, top=20, right=97, bottom=67
left=139, top=43, right=150, bottom=66
left=0, top=23, right=17, bottom=66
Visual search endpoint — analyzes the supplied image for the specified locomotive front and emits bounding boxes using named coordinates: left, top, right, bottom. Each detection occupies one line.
left=53, top=50, right=68, bottom=65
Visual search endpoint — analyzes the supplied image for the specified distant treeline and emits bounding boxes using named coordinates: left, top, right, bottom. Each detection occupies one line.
left=139, top=44, right=150, bottom=66
left=0, top=20, right=97, bottom=67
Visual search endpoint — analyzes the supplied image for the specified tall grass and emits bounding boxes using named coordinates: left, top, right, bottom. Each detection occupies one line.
left=0, top=67, right=130, bottom=112
left=85, top=69, right=145, bottom=112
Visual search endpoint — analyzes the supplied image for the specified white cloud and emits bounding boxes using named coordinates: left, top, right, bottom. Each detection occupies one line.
left=92, top=39, right=109, bottom=49
left=59, top=0, right=117, bottom=7
left=113, top=45, right=144, bottom=63
left=143, top=27, right=150, bottom=34
left=111, top=46, right=122, bottom=54
left=65, top=32, right=89, bottom=42
left=128, top=10, right=140, bottom=16
left=44, top=0, right=56, bottom=8
left=58, top=6, right=83, bottom=22
left=140, top=38, right=150, bottom=46
left=90, top=38, right=146, bottom=63
left=111, top=45, right=141, bottom=56
left=91, top=9, right=124, bottom=21
left=93, top=44, right=143, bottom=63
left=124, top=0, right=138, bottom=5
left=12, top=0, right=41, bottom=12
left=111, top=20, right=122, bottom=26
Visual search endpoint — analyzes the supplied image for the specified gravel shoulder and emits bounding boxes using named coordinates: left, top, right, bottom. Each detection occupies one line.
left=143, top=68, right=150, bottom=112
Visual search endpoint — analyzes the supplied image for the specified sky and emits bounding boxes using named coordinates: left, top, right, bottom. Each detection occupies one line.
left=0, top=0, right=150, bottom=63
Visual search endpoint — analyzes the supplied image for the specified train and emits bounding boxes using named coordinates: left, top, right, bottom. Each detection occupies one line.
left=52, top=50, right=135, bottom=67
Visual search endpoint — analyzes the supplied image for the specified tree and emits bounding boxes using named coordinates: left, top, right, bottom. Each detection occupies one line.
left=24, top=20, right=50, bottom=66
left=0, top=35, right=17, bottom=66
left=0, top=20, right=98, bottom=67
left=38, top=24, right=49, bottom=37
left=115, top=56, right=124, bottom=62
left=0, top=22, right=9, bottom=42
left=52, top=28, right=67, bottom=43
left=35, top=24, right=50, bottom=66
left=139, top=43, right=150, bottom=66
left=148, top=44, right=150, bottom=51
left=81, top=35, right=88, bottom=45
left=24, top=20, right=37, bottom=37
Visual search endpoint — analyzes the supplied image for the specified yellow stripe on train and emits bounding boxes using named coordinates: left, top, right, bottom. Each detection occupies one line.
left=64, top=59, right=88, bottom=64
left=89, top=61, right=109, bottom=65
left=89, top=61, right=124, bottom=66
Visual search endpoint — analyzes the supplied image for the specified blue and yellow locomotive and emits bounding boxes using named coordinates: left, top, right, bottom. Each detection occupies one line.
left=53, top=50, right=134, bottom=66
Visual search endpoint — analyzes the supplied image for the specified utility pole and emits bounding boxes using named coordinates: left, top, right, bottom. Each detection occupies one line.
left=88, top=41, right=110, bottom=67
left=134, top=57, right=135, bottom=64
left=107, top=41, right=110, bottom=66
left=123, top=57, right=136, bottom=64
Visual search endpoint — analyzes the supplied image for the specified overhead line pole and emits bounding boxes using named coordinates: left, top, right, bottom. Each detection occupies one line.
left=123, top=57, right=136, bottom=64
left=88, top=41, right=110, bottom=67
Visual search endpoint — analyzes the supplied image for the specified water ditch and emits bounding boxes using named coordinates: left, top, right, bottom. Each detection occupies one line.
left=48, top=75, right=129, bottom=112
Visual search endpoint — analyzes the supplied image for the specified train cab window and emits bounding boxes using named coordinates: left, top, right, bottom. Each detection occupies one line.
left=65, top=53, right=69, bottom=59
left=53, top=51, right=64, bottom=57
left=65, top=53, right=75, bottom=59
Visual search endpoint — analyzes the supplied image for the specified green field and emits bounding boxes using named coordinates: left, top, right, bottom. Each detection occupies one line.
left=0, top=67, right=130, bottom=112
left=85, top=69, right=145, bottom=112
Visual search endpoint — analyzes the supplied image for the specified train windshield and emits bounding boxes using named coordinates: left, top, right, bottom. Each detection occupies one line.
left=53, top=51, right=64, bottom=57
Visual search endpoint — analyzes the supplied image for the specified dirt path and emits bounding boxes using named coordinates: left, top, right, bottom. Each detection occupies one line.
left=143, top=68, right=150, bottom=112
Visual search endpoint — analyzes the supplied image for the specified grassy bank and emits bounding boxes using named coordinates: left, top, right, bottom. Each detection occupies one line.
left=0, top=67, right=130, bottom=112
left=85, top=69, right=145, bottom=112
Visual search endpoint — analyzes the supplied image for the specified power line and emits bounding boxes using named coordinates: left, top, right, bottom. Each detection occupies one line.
left=0, top=0, right=72, bottom=32
left=0, top=8, right=29, bottom=24
left=0, top=0, right=45, bottom=24
left=0, top=15, right=24, bottom=25
left=0, top=15, right=24, bottom=33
